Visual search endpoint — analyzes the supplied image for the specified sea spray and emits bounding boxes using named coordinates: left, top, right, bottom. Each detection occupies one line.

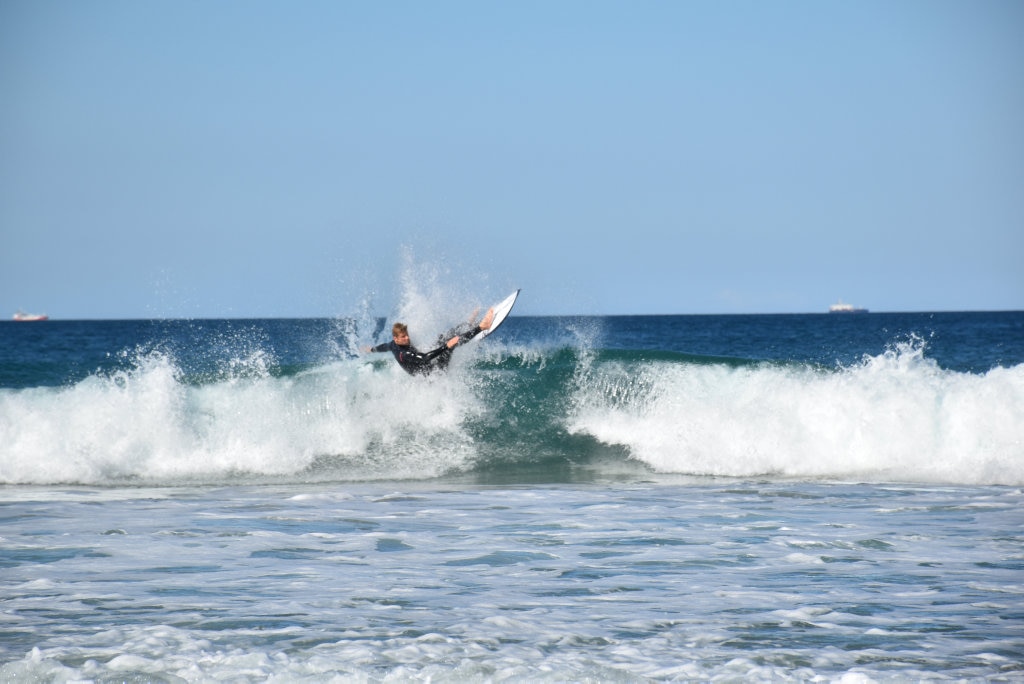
left=392, top=246, right=494, bottom=345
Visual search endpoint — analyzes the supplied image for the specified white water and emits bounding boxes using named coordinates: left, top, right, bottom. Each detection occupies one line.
left=2, top=336, right=1022, bottom=486
left=0, top=350, right=485, bottom=485
left=570, top=340, right=1024, bottom=486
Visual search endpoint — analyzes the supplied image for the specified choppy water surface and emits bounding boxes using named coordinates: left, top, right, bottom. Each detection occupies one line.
left=2, top=481, right=1021, bottom=681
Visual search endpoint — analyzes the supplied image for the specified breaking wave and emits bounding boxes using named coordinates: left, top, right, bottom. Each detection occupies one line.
left=2, top=334, right=1021, bottom=487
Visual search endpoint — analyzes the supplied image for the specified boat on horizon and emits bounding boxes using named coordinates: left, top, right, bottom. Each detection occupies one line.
left=828, top=300, right=868, bottom=314
left=12, top=311, right=49, bottom=321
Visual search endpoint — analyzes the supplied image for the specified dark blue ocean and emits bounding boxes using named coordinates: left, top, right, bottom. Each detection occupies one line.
left=2, top=309, right=1023, bottom=681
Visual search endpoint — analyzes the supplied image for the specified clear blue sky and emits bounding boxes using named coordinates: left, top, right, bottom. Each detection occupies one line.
left=2, top=1, right=1022, bottom=318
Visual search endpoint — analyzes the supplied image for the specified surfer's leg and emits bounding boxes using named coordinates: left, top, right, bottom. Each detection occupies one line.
left=478, top=307, right=495, bottom=331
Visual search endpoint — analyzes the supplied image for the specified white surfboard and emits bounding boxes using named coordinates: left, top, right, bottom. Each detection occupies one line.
left=478, top=289, right=520, bottom=339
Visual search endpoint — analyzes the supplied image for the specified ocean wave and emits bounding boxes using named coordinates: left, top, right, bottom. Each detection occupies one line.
left=0, top=348, right=484, bottom=486
left=568, top=337, right=1024, bottom=486
left=1, top=337, right=1021, bottom=487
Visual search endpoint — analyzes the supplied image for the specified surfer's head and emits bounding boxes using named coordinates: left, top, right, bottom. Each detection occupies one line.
left=392, top=322, right=410, bottom=346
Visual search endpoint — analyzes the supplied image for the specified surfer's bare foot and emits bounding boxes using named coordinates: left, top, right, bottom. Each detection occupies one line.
left=479, top=307, right=495, bottom=330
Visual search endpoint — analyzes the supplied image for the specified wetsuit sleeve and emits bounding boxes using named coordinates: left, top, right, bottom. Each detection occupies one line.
left=369, top=342, right=391, bottom=353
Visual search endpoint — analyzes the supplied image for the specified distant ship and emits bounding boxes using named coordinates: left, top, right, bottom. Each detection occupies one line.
left=12, top=311, right=49, bottom=321
left=828, top=300, right=868, bottom=314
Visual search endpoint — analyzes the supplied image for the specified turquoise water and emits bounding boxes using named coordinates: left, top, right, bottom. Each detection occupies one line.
left=1, top=311, right=1023, bottom=680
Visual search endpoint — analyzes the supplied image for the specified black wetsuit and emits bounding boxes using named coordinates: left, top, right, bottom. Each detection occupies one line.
left=370, top=324, right=484, bottom=375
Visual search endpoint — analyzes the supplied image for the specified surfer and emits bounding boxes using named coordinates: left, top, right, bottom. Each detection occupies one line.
left=365, top=307, right=495, bottom=375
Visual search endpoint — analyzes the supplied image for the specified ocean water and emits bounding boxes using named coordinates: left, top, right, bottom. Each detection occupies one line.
left=1, top=310, right=1023, bottom=681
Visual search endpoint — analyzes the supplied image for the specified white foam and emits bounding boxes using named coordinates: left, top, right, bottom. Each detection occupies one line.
left=568, top=339, right=1024, bottom=486
left=0, top=349, right=483, bottom=485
